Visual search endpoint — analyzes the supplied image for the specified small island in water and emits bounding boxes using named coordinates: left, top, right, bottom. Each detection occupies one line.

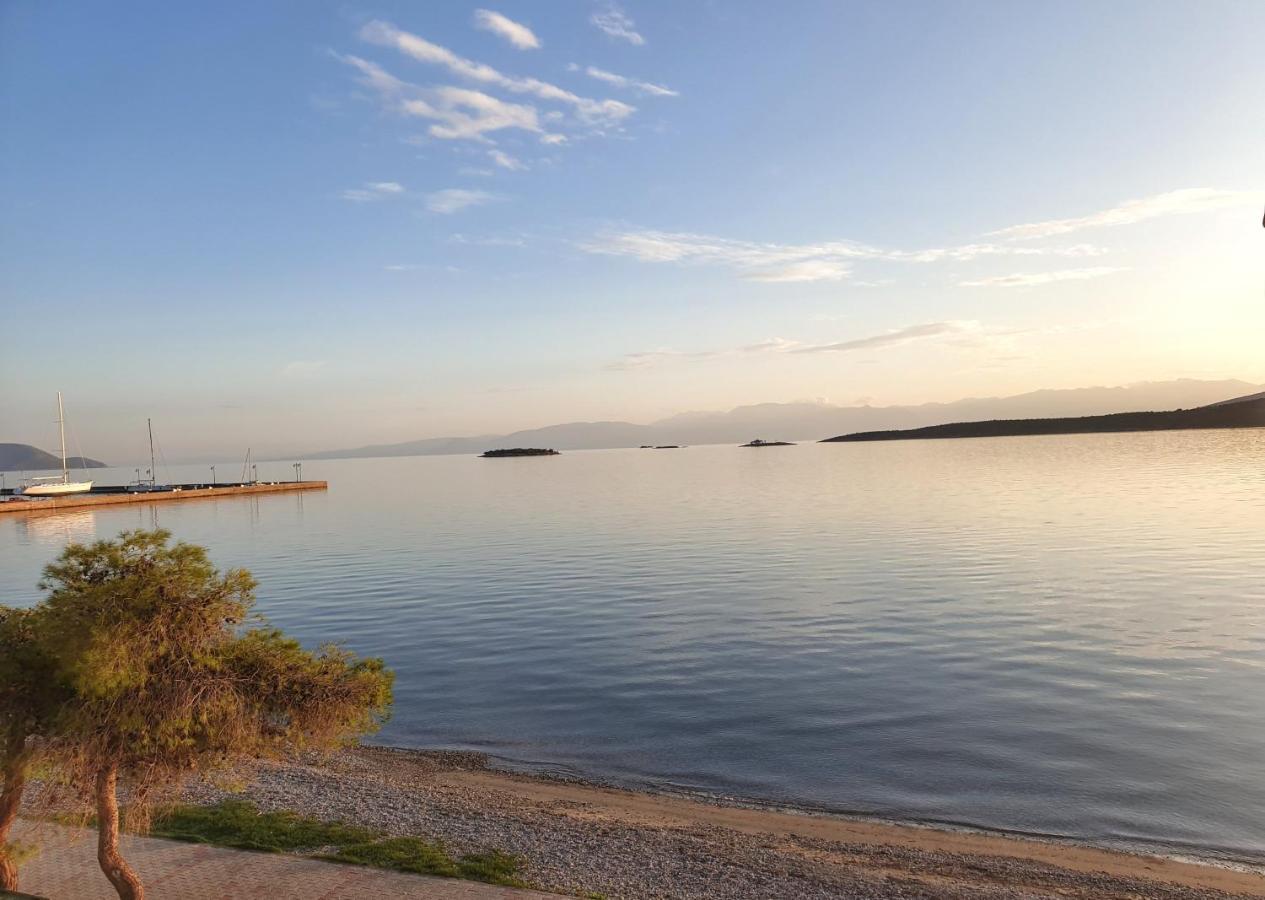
left=741, top=438, right=795, bottom=447
left=479, top=448, right=560, bottom=458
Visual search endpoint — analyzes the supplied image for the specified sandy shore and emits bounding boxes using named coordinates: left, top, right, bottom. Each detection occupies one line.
left=172, top=745, right=1265, bottom=899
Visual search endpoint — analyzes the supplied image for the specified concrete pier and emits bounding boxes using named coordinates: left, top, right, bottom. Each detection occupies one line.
left=0, top=481, right=327, bottom=516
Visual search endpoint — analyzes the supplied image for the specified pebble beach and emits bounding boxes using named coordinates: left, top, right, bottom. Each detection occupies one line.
left=177, top=746, right=1265, bottom=900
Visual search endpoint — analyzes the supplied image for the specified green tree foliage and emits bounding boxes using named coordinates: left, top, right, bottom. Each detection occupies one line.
left=33, top=529, right=393, bottom=900
left=0, top=605, right=65, bottom=892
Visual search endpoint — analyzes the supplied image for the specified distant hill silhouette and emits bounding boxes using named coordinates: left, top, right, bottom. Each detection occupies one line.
left=301, top=379, right=1265, bottom=460
left=822, top=396, right=1265, bottom=443
left=0, top=443, right=107, bottom=470
left=1205, top=389, right=1265, bottom=407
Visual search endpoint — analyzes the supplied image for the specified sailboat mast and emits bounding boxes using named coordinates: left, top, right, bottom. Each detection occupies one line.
left=57, top=391, right=68, bottom=483
left=148, top=418, right=156, bottom=485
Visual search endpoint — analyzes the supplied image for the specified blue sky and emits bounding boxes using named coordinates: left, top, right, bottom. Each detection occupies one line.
left=2, top=1, right=1262, bottom=460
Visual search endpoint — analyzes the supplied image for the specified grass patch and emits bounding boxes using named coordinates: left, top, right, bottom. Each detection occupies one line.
left=153, top=799, right=374, bottom=852
left=456, top=850, right=527, bottom=887
left=324, top=837, right=459, bottom=878
left=151, top=800, right=525, bottom=887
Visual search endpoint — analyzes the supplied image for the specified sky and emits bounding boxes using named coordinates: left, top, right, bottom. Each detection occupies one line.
left=2, top=0, right=1263, bottom=462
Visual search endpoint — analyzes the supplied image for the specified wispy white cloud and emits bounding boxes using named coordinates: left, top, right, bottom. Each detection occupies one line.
left=608, top=322, right=992, bottom=370
left=582, top=229, right=1104, bottom=283
left=339, top=54, right=541, bottom=142
left=791, top=322, right=976, bottom=354
left=403, top=86, right=541, bottom=141
left=745, top=260, right=852, bottom=283
left=359, top=20, right=634, bottom=129
left=988, top=188, right=1259, bottom=240
left=583, top=187, right=1256, bottom=285
left=739, top=337, right=800, bottom=353
left=583, top=230, right=880, bottom=268
left=590, top=3, right=645, bottom=45
left=341, top=180, right=405, bottom=202
left=473, top=9, right=540, bottom=50
left=582, top=66, right=677, bottom=97
left=338, top=53, right=408, bottom=94
left=425, top=188, right=497, bottom=214
left=489, top=149, right=527, bottom=170
left=959, top=266, right=1128, bottom=288
left=901, top=243, right=1106, bottom=262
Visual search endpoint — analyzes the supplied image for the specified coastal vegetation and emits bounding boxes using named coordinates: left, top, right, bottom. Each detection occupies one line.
left=823, top=395, right=1265, bottom=442
left=740, top=439, right=795, bottom=447
left=0, top=606, right=65, bottom=890
left=480, top=447, right=560, bottom=457
left=0, top=529, right=393, bottom=900
left=150, top=799, right=527, bottom=887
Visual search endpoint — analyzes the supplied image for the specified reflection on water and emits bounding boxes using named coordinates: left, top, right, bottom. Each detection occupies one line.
left=18, top=509, right=99, bottom=545
left=1, top=431, right=1263, bottom=862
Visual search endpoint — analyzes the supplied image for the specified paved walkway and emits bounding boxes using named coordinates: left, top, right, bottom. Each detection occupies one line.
left=11, top=822, right=561, bottom=900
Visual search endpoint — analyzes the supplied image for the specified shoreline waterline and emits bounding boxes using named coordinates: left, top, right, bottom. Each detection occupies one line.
left=171, top=744, right=1265, bottom=899
left=393, top=742, right=1265, bottom=874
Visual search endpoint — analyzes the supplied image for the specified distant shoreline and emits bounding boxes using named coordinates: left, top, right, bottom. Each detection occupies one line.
left=294, top=380, right=1265, bottom=462
left=823, top=396, right=1265, bottom=443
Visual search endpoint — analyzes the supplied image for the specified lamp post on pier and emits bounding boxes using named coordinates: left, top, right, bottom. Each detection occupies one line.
left=210, top=465, right=216, bottom=487
left=251, top=464, right=258, bottom=484
left=292, top=462, right=302, bottom=483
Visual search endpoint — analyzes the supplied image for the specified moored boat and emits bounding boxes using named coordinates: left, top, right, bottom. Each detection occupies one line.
left=17, top=392, right=94, bottom=496
left=126, top=418, right=170, bottom=492
left=19, top=476, right=95, bottom=497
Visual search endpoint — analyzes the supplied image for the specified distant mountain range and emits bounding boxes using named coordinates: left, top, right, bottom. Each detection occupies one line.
left=824, top=393, right=1265, bottom=442
left=303, top=379, right=1265, bottom=460
left=0, top=443, right=107, bottom=471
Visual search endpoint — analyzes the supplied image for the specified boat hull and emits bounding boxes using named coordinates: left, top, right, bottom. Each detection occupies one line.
left=18, top=481, right=94, bottom=497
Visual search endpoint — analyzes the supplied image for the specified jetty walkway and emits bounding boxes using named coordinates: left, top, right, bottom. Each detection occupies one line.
left=0, top=481, right=326, bottom=517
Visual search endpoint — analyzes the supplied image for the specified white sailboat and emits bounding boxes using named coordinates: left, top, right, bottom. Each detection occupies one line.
left=18, top=392, right=94, bottom=497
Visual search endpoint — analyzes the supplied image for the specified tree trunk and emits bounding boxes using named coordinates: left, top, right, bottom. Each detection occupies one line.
left=95, top=765, right=144, bottom=900
left=0, top=724, right=30, bottom=892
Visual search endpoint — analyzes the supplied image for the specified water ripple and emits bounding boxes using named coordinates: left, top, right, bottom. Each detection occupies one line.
left=1, top=431, right=1263, bottom=861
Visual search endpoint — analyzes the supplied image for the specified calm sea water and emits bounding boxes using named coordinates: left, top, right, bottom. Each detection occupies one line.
left=3, top=432, right=1264, bottom=863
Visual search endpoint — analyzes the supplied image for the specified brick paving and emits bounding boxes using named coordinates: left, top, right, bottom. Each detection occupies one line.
left=10, top=822, right=562, bottom=900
